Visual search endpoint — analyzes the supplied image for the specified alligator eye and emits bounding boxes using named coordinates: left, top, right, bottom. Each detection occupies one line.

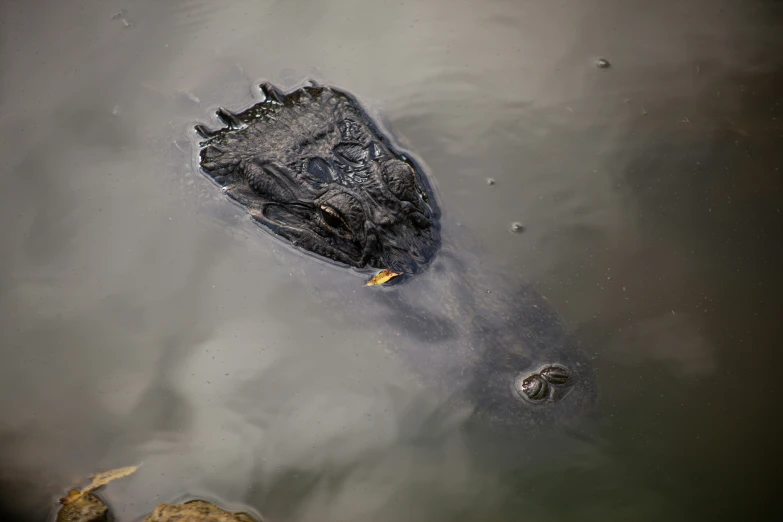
left=320, top=205, right=351, bottom=233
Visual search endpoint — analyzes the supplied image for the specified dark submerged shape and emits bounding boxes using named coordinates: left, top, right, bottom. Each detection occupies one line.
left=194, top=82, right=593, bottom=428
left=196, top=82, right=440, bottom=275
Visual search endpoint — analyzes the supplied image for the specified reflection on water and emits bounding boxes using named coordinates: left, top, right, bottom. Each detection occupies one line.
left=0, top=0, right=780, bottom=521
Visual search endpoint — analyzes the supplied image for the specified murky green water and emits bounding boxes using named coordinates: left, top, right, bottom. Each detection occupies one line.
left=1, top=0, right=780, bottom=520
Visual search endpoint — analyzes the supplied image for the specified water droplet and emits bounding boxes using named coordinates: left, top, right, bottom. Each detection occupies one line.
left=595, top=58, right=611, bottom=69
left=486, top=177, right=496, bottom=186
left=510, top=222, right=525, bottom=234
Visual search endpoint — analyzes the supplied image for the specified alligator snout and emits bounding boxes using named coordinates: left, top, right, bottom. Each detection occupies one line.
left=514, top=365, right=574, bottom=404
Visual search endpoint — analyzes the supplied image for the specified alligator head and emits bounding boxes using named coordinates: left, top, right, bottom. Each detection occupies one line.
left=195, top=82, right=440, bottom=276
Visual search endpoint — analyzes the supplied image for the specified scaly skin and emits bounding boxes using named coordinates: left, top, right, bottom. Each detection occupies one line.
left=196, top=82, right=440, bottom=276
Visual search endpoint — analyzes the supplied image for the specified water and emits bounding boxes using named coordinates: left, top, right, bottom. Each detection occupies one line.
left=1, top=0, right=780, bottom=520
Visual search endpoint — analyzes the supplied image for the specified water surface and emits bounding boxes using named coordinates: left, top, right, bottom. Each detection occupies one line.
left=0, top=0, right=780, bottom=520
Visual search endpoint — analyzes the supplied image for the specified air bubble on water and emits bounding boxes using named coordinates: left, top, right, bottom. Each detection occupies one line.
left=486, top=178, right=496, bottom=186
left=595, top=58, right=611, bottom=69
left=510, top=222, right=525, bottom=234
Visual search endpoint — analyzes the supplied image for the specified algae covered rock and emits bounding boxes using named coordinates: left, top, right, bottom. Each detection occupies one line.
left=55, top=492, right=108, bottom=522
left=143, top=500, right=258, bottom=522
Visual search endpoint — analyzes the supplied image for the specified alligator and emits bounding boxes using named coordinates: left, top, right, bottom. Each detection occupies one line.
left=194, top=82, right=595, bottom=427
left=196, top=82, right=440, bottom=276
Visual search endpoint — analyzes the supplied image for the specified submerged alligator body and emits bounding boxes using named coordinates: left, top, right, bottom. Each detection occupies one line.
left=195, top=82, right=594, bottom=427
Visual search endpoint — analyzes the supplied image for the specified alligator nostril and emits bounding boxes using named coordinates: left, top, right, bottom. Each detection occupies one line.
left=517, top=374, right=549, bottom=402
left=540, top=365, right=570, bottom=386
left=515, top=365, right=573, bottom=404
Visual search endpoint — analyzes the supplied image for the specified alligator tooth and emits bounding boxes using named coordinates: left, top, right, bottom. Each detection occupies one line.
left=202, top=145, right=223, bottom=158
left=259, top=82, right=285, bottom=104
left=216, top=107, right=243, bottom=128
left=195, top=124, right=217, bottom=138
left=298, top=87, right=314, bottom=100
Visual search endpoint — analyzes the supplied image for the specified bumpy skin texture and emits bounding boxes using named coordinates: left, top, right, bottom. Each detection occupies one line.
left=143, top=500, right=258, bottom=522
left=196, top=82, right=440, bottom=275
